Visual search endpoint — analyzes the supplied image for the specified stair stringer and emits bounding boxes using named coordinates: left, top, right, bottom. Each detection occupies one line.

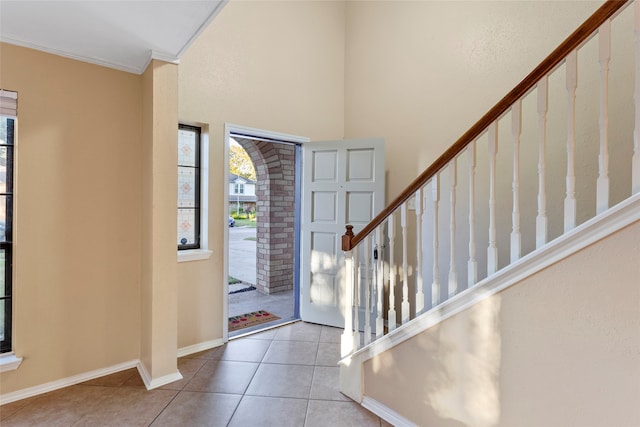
left=340, top=192, right=640, bottom=406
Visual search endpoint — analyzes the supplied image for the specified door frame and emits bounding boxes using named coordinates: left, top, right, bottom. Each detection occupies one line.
left=223, top=123, right=309, bottom=341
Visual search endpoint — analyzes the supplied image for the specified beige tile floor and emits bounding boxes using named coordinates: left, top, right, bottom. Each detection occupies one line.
left=0, top=322, right=392, bottom=426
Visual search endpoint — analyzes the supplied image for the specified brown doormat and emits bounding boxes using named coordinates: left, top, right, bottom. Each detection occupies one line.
left=228, top=310, right=280, bottom=332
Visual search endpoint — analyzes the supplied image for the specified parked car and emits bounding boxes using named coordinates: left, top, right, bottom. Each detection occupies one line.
left=229, top=216, right=235, bottom=227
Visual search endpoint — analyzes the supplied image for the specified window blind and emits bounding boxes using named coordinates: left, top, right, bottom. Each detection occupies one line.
left=0, top=90, right=17, bottom=117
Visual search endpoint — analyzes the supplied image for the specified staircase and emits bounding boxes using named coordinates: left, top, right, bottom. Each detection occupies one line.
left=338, top=1, right=640, bottom=425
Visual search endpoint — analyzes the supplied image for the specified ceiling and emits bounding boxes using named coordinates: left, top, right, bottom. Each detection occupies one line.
left=0, top=0, right=228, bottom=74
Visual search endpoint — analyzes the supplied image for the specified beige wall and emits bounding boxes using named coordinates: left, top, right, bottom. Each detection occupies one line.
left=0, top=43, right=142, bottom=394
left=140, top=60, right=179, bottom=381
left=364, top=220, right=640, bottom=427
left=344, top=0, right=606, bottom=200
left=344, top=1, right=636, bottom=313
left=177, top=0, right=346, bottom=348
left=1, top=0, right=631, bottom=400
left=176, top=0, right=632, bottom=346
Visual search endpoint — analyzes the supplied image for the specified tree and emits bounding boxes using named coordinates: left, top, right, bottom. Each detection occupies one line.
left=229, top=144, right=256, bottom=181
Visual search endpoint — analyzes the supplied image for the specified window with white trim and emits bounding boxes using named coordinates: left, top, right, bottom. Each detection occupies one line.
left=234, top=182, right=244, bottom=194
left=0, top=90, right=16, bottom=354
left=177, top=124, right=201, bottom=250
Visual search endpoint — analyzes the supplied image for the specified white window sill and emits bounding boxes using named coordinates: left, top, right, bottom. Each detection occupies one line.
left=0, top=353, right=23, bottom=372
left=178, top=249, right=213, bottom=263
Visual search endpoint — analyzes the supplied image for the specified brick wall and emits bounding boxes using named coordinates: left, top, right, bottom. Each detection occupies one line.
left=237, top=139, right=296, bottom=294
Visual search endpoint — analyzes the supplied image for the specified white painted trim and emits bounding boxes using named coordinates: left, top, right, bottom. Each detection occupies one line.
left=222, top=123, right=309, bottom=342
left=200, top=130, right=211, bottom=251
left=229, top=319, right=299, bottom=340
left=137, top=362, right=183, bottom=391
left=225, top=123, right=311, bottom=145
left=150, top=50, right=180, bottom=65
left=177, top=123, right=210, bottom=262
left=362, top=396, right=419, bottom=427
left=141, top=50, right=181, bottom=74
left=0, top=359, right=138, bottom=405
left=223, top=125, right=231, bottom=343
left=0, top=353, right=23, bottom=372
left=177, top=249, right=212, bottom=263
left=177, top=338, right=224, bottom=358
left=0, top=35, right=143, bottom=74
left=176, top=0, right=229, bottom=59
left=0, top=1, right=227, bottom=75
left=347, top=193, right=640, bottom=363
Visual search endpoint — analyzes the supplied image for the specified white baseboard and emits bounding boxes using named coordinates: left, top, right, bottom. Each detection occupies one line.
left=0, top=339, right=222, bottom=404
left=137, top=362, right=183, bottom=390
left=362, top=396, right=418, bottom=427
left=177, top=338, right=224, bottom=358
left=0, top=359, right=139, bottom=405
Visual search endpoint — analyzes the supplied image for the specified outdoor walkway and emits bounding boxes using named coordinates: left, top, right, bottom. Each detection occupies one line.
left=228, top=226, right=295, bottom=333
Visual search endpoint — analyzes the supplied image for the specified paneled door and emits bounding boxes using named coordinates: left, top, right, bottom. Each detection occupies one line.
left=300, top=138, right=385, bottom=328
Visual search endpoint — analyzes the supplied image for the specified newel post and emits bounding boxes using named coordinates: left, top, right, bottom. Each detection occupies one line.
left=341, top=226, right=355, bottom=359
left=342, top=225, right=354, bottom=251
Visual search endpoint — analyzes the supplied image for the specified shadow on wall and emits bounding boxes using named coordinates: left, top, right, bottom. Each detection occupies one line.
left=368, top=294, right=502, bottom=427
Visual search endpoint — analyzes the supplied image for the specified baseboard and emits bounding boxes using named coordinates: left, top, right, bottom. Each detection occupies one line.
left=0, top=339, right=221, bottom=404
left=177, top=338, right=224, bottom=358
left=137, top=362, right=183, bottom=390
left=350, top=192, right=640, bottom=363
left=362, top=396, right=418, bottom=427
left=0, top=359, right=139, bottom=405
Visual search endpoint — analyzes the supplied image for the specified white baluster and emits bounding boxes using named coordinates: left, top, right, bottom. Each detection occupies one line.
left=488, top=123, right=499, bottom=276
left=401, top=203, right=410, bottom=323
left=415, top=188, right=425, bottom=315
left=353, top=245, right=360, bottom=351
left=387, top=213, right=397, bottom=332
left=565, top=50, right=578, bottom=232
left=364, top=236, right=371, bottom=346
left=468, top=142, right=478, bottom=287
left=448, top=160, right=458, bottom=298
left=431, top=175, right=441, bottom=306
left=634, top=0, right=640, bottom=194
left=597, top=20, right=611, bottom=214
left=536, top=77, right=549, bottom=249
left=375, top=226, right=384, bottom=339
left=511, top=100, right=522, bottom=262
left=341, top=250, right=354, bottom=358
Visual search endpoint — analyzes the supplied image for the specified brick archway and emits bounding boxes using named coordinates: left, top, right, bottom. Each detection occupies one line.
left=234, top=138, right=296, bottom=294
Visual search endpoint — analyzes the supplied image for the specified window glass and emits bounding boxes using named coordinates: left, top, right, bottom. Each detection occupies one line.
left=0, top=115, right=13, bottom=353
left=177, top=125, right=200, bottom=249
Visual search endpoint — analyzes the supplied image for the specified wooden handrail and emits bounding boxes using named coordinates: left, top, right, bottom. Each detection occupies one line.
left=342, top=0, right=629, bottom=252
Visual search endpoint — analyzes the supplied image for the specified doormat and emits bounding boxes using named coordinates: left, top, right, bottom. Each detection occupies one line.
left=228, top=310, right=280, bottom=332
left=229, top=285, right=256, bottom=295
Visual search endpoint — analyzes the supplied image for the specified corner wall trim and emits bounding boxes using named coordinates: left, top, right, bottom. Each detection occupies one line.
left=177, top=338, right=224, bottom=358
left=0, top=359, right=139, bottom=405
left=137, top=363, right=183, bottom=391
left=362, top=396, right=419, bottom=427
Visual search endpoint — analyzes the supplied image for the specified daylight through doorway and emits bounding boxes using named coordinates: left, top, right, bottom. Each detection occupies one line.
left=227, top=133, right=300, bottom=336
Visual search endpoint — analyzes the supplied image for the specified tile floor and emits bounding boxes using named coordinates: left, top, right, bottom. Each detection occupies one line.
left=0, top=322, right=392, bottom=426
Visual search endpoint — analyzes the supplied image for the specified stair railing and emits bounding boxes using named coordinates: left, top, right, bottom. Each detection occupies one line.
left=340, top=0, right=637, bottom=359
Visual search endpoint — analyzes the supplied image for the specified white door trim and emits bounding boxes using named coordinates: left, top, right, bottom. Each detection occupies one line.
left=222, top=124, right=309, bottom=342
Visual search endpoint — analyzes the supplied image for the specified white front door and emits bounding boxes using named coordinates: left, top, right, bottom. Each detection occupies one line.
left=300, top=138, right=385, bottom=328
